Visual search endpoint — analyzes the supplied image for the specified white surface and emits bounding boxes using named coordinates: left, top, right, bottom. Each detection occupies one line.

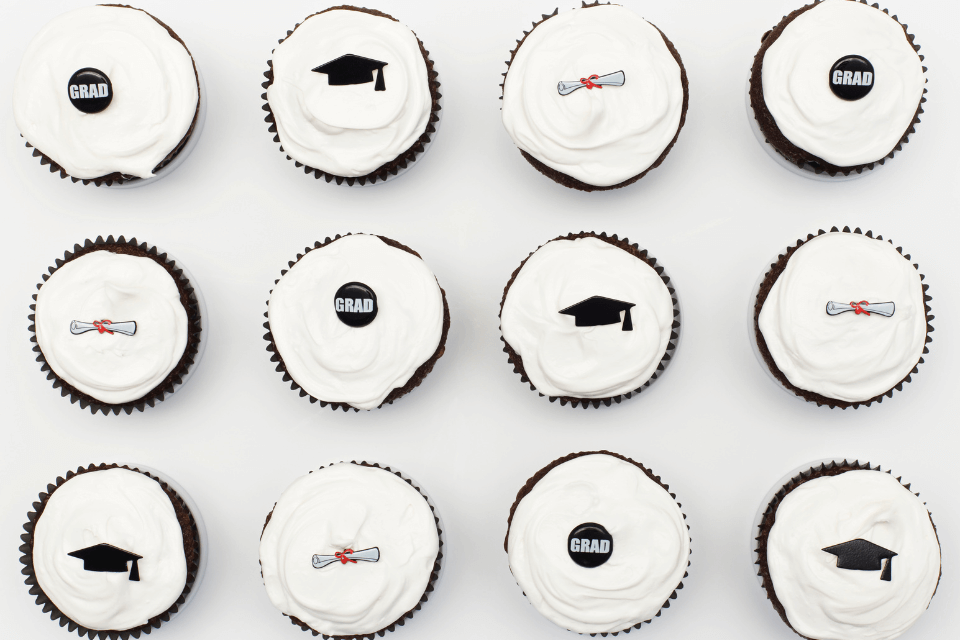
left=0, top=1, right=957, bottom=640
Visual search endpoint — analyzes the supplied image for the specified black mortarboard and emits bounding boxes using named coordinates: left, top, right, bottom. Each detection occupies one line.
left=559, top=296, right=635, bottom=331
left=822, top=539, right=897, bottom=581
left=68, top=543, right=142, bottom=581
left=313, top=54, right=388, bottom=91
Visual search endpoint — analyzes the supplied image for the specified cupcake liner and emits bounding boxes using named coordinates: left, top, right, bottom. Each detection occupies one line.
left=263, top=234, right=451, bottom=412
left=751, top=226, right=933, bottom=409
left=28, top=235, right=204, bottom=415
left=500, top=2, right=689, bottom=192
left=504, top=450, right=691, bottom=635
left=20, top=463, right=202, bottom=639
left=752, top=459, right=942, bottom=638
left=748, top=0, right=927, bottom=177
left=260, top=461, right=445, bottom=640
left=261, top=6, right=443, bottom=187
left=20, top=5, right=203, bottom=187
left=499, top=231, right=682, bottom=409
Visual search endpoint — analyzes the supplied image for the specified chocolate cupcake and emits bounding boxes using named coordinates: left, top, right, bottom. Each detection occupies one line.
left=13, top=5, right=202, bottom=186
left=262, top=6, right=442, bottom=186
left=21, top=464, right=201, bottom=638
left=749, top=0, right=926, bottom=176
left=755, top=460, right=941, bottom=640
left=499, top=232, right=680, bottom=408
left=753, top=227, right=932, bottom=408
left=264, top=234, right=449, bottom=411
left=501, top=2, right=688, bottom=191
left=29, top=236, right=203, bottom=415
left=259, top=461, right=443, bottom=639
left=505, top=451, right=690, bottom=634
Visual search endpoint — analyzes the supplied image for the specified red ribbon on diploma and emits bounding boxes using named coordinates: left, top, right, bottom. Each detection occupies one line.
left=580, top=74, right=601, bottom=90
left=335, top=549, right=357, bottom=564
left=93, top=320, right=114, bottom=334
left=850, top=301, right=871, bottom=316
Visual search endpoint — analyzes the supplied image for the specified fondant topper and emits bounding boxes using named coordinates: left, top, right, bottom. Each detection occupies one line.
left=830, top=55, right=875, bottom=101
left=313, top=54, right=388, bottom=91
left=70, top=320, right=137, bottom=336
left=558, top=71, right=625, bottom=96
left=825, top=301, right=895, bottom=317
left=823, top=539, right=897, bottom=582
left=560, top=296, right=635, bottom=331
left=312, top=546, right=380, bottom=569
left=68, top=67, right=113, bottom=114
left=334, top=282, right=378, bottom=328
left=68, top=543, right=142, bottom=581
left=567, top=523, right=613, bottom=568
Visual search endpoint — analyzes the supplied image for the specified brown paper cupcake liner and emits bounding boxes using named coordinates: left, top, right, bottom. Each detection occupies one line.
left=20, top=463, right=201, bottom=639
left=263, top=234, right=450, bottom=412
left=754, top=459, right=941, bottom=640
left=29, top=235, right=203, bottom=415
left=749, top=0, right=927, bottom=177
left=261, top=6, right=442, bottom=186
left=504, top=450, right=691, bottom=635
left=500, top=2, right=689, bottom=192
left=499, top=231, right=681, bottom=409
left=753, top=226, right=933, bottom=409
left=260, top=461, right=444, bottom=640
left=21, top=4, right=201, bottom=187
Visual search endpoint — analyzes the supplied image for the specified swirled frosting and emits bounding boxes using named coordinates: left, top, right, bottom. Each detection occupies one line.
left=507, top=454, right=689, bottom=634
left=13, top=5, right=199, bottom=180
left=267, top=9, right=432, bottom=177
left=758, top=232, right=926, bottom=402
left=33, top=468, right=188, bottom=631
left=259, top=463, right=439, bottom=636
left=768, top=470, right=940, bottom=640
left=761, top=0, right=925, bottom=167
left=501, top=5, right=684, bottom=187
left=268, top=235, right=443, bottom=410
left=501, top=237, right=674, bottom=399
left=35, top=250, right=189, bottom=405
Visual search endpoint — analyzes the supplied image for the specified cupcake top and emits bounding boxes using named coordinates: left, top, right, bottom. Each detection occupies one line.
left=502, top=4, right=685, bottom=187
left=500, top=235, right=676, bottom=400
left=506, top=453, right=689, bottom=634
left=32, top=468, right=188, bottom=632
left=260, top=463, right=440, bottom=637
left=758, top=232, right=927, bottom=403
left=13, top=5, right=199, bottom=180
left=266, top=8, right=433, bottom=178
left=766, top=470, right=940, bottom=640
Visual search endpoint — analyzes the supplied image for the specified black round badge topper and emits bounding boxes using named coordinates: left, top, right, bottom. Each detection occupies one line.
left=829, top=56, right=875, bottom=101
left=68, top=68, right=113, bottom=114
left=334, top=282, right=378, bottom=328
left=567, top=523, right=613, bottom=568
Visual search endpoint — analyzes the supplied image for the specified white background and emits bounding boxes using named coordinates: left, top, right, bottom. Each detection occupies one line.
left=0, top=0, right=957, bottom=638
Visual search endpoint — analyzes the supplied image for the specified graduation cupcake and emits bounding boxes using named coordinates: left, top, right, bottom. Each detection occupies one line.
left=501, top=3, right=688, bottom=191
left=263, top=6, right=442, bottom=185
left=13, top=5, right=201, bottom=186
left=29, top=236, right=203, bottom=415
left=749, top=0, right=927, bottom=176
left=754, top=227, right=932, bottom=408
left=505, top=451, right=690, bottom=634
left=499, top=232, right=679, bottom=408
left=21, top=464, right=201, bottom=638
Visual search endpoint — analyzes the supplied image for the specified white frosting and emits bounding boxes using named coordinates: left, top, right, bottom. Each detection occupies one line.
left=768, top=470, right=940, bottom=640
left=761, top=0, right=925, bottom=167
left=33, top=468, right=188, bottom=631
left=507, top=454, right=689, bottom=634
left=35, top=250, right=189, bottom=405
left=501, top=237, right=674, bottom=399
left=759, top=233, right=926, bottom=403
left=13, top=6, right=199, bottom=180
left=260, top=463, right=439, bottom=636
left=501, top=5, right=684, bottom=187
left=268, top=235, right=443, bottom=410
left=267, top=9, right=432, bottom=177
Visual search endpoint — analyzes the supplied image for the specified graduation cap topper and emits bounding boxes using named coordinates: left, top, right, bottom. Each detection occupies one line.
left=67, top=543, right=142, bottom=581
left=822, top=539, right=897, bottom=582
left=559, top=296, right=635, bottom=331
left=313, top=54, right=388, bottom=91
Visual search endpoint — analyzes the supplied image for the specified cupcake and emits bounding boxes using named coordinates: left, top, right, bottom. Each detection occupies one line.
left=500, top=3, right=688, bottom=191
left=29, top=236, right=203, bottom=415
left=21, top=464, right=201, bottom=638
left=749, top=0, right=927, bottom=176
left=755, top=460, right=941, bottom=640
left=259, top=461, right=443, bottom=638
left=13, top=5, right=201, bottom=186
left=262, top=6, right=442, bottom=186
left=753, top=227, right=932, bottom=408
left=505, top=451, right=690, bottom=634
left=499, top=232, right=680, bottom=408
left=264, top=234, right=449, bottom=411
